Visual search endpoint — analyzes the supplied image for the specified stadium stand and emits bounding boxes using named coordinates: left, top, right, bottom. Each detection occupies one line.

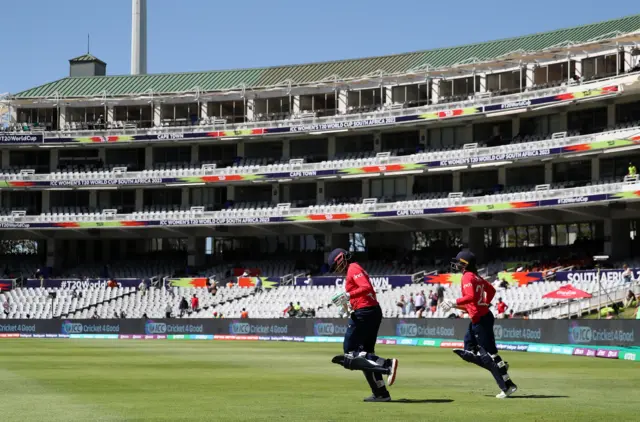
left=2, top=15, right=640, bottom=322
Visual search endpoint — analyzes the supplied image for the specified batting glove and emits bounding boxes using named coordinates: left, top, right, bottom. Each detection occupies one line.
left=331, top=291, right=350, bottom=307
left=440, top=299, right=455, bottom=313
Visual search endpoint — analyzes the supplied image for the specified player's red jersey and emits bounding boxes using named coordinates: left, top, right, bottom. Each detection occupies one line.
left=496, top=302, right=508, bottom=314
left=345, top=262, right=378, bottom=310
left=455, top=271, right=496, bottom=323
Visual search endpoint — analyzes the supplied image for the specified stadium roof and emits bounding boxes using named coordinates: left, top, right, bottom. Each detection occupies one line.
left=12, top=14, right=640, bottom=100
left=69, top=54, right=106, bottom=65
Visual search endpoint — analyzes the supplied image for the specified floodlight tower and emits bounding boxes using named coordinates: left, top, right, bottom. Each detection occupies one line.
left=131, top=0, right=147, bottom=75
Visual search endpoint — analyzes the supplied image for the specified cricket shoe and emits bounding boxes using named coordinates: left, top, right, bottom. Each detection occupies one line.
left=452, top=349, right=509, bottom=372
left=496, top=384, right=518, bottom=399
left=386, top=359, right=399, bottom=387
left=363, top=394, right=391, bottom=402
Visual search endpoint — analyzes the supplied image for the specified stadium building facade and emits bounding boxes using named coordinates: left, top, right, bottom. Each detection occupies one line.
left=2, top=15, right=640, bottom=271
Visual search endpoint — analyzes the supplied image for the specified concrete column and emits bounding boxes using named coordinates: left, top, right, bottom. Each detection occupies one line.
left=145, top=146, right=153, bottom=170
left=338, top=90, right=348, bottom=114
left=462, top=226, right=485, bottom=263
left=271, top=185, right=279, bottom=205
left=361, top=179, right=370, bottom=199
left=1, top=150, right=9, bottom=169
left=327, top=136, right=336, bottom=159
left=419, top=127, right=427, bottom=150
left=623, top=48, right=633, bottom=72
left=430, top=78, right=440, bottom=104
left=282, top=139, right=291, bottom=160
left=45, top=239, right=57, bottom=269
left=58, top=106, right=67, bottom=130
left=453, top=172, right=461, bottom=192
left=316, top=181, right=325, bottom=205
left=107, top=106, right=114, bottom=123
left=191, top=145, right=199, bottom=165
left=406, top=175, right=415, bottom=199
left=591, top=158, right=600, bottom=182
left=85, top=241, right=95, bottom=264
left=512, top=116, right=521, bottom=137
left=50, top=149, right=59, bottom=171
left=226, top=185, right=235, bottom=201
left=498, top=167, right=507, bottom=186
left=236, top=141, right=245, bottom=157
left=200, top=102, right=208, bottom=120
left=373, top=132, right=382, bottom=153
left=544, top=162, right=553, bottom=184
left=384, top=85, right=393, bottom=105
left=607, top=104, right=616, bottom=127
left=603, top=219, right=630, bottom=260
left=181, top=188, right=190, bottom=209
left=574, top=60, right=582, bottom=80
left=478, top=74, right=487, bottom=92
left=89, top=191, right=97, bottom=210
left=41, top=191, right=50, bottom=213
left=98, top=148, right=106, bottom=165
left=280, top=184, right=290, bottom=203
left=245, top=99, right=255, bottom=121
left=153, top=103, right=161, bottom=127
left=292, top=95, right=300, bottom=115
left=135, top=189, right=144, bottom=211
left=525, top=65, right=535, bottom=89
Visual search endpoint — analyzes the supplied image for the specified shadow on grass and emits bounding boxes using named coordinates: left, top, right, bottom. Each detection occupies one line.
left=483, top=395, right=569, bottom=399
left=390, top=399, right=454, bottom=404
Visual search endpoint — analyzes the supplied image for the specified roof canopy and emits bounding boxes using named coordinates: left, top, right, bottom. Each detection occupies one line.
left=11, top=14, right=640, bottom=99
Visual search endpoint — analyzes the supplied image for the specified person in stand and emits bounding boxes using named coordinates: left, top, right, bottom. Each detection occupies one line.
left=414, top=291, right=426, bottom=318
left=441, top=249, right=517, bottom=399
left=496, top=298, right=508, bottom=319
left=241, top=308, right=249, bottom=319
left=179, top=297, right=189, bottom=317
left=328, top=248, right=399, bottom=402
left=429, top=290, right=439, bottom=315
left=191, top=294, right=199, bottom=312
left=165, top=302, right=172, bottom=318
left=628, top=162, right=637, bottom=177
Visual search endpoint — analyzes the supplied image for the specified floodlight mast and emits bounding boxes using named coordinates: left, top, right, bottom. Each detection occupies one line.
left=131, top=0, right=147, bottom=75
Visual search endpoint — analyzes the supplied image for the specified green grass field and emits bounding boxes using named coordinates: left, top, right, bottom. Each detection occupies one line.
left=1, top=340, right=638, bottom=422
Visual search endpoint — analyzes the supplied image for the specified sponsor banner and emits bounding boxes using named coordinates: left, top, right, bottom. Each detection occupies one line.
left=572, top=347, right=597, bottom=357
left=6, top=188, right=639, bottom=231
left=68, top=334, right=119, bottom=339
left=440, top=341, right=464, bottom=348
left=0, top=279, right=15, bottom=291
left=0, top=318, right=638, bottom=347
left=295, top=275, right=412, bottom=289
left=596, top=349, right=620, bottom=359
left=620, top=350, right=640, bottom=361
left=7, top=86, right=609, bottom=148
left=236, top=277, right=280, bottom=289
left=0, top=333, right=20, bottom=338
left=25, top=278, right=144, bottom=289
left=496, top=272, right=545, bottom=286
left=497, top=343, right=530, bottom=352
left=554, top=269, right=640, bottom=283
left=551, top=345, right=575, bottom=355
left=304, top=336, right=343, bottom=343
left=418, top=338, right=441, bottom=347
left=527, top=343, right=554, bottom=353
left=212, top=335, right=260, bottom=341
left=0, top=134, right=43, bottom=144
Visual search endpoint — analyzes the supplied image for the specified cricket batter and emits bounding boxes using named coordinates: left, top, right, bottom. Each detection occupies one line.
left=328, top=248, right=399, bottom=402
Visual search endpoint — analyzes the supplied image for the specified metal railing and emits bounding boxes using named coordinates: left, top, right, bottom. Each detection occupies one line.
left=5, top=73, right=638, bottom=140
left=3, top=177, right=639, bottom=225
left=3, top=126, right=640, bottom=184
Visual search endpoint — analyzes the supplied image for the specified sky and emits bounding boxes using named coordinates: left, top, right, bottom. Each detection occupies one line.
left=1, top=0, right=639, bottom=94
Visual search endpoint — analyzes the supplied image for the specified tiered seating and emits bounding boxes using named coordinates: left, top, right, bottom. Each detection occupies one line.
left=62, top=259, right=184, bottom=278
left=0, top=286, right=133, bottom=319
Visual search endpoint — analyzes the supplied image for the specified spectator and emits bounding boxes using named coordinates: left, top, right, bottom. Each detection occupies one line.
left=138, top=280, right=147, bottom=296
left=305, top=274, right=313, bottom=286
left=254, top=277, right=263, bottom=293
left=496, top=297, right=508, bottom=318
left=120, top=311, right=127, bottom=319
left=3, top=298, right=10, bottom=316
left=165, top=303, right=172, bottom=318
left=142, top=313, right=148, bottom=319
left=113, top=311, right=119, bottom=319
left=622, top=264, right=633, bottom=283
left=397, top=295, right=407, bottom=315
left=213, top=311, right=218, bottom=318
left=191, top=294, right=199, bottom=312
left=508, top=309, right=514, bottom=319
left=294, top=302, right=303, bottom=314
left=628, top=162, right=637, bottom=177
left=429, top=290, right=438, bottom=315
left=241, top=308, right=249, bottom=319
left=242, top=269, right=250, bottom=277
left=436, top=284, right=445, bottom=304
left=408, top=293, right=416, bottom=314
left=624, top=290, right=637, bottom=308
left=284, top=302, right=297, bottom=318
left=499, top=279, right=509, bottom=290
left=227, top=281, right=234, bottom=288
left=108, top=279, right=118, bottom=289
left=415, top=291, right=426, bottom=318
left=179, top=297, right=189, bottom=317
left=606, top=311, right=615, bottom=320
